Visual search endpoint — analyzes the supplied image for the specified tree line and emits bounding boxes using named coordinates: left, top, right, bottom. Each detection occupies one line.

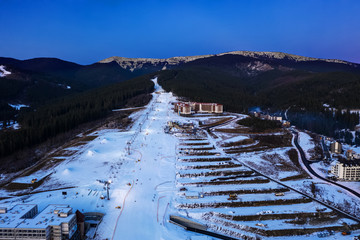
left=158, top=69, right=360, bottom=139
left=287, top=108, right=359, bottom=139
left=0, top=74, right=154, bottom=157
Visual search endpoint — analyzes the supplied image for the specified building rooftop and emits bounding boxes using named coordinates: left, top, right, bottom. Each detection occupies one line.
left=0, top=204, right=37, bottom=229
left=338, top=160, right=360, bottom=167
left=0, top=204, right=75, bottom=230
left=18, top=205, right=74, bottom=229
left=175, top=102, right=222, bottom=106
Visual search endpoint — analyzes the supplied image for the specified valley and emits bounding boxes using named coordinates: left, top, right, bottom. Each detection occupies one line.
left=1, top=78, right=359, bottom=239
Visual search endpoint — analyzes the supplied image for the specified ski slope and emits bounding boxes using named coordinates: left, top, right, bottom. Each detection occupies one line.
left=0, top=78, right=203, bottom=239
left=1, top=77, right=359, bottom=239
left=96, top=78, right=186, bottom=239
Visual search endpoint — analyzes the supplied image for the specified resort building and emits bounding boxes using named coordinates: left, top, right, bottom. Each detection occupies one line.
left=174, top=102, right=192, bottom=115
left=330, top=141, right=342, bottom=154
left=174, top=102, right=223, bottom=115
left=0, top=204, right=79, bottom=240
left=250, top=112, right=283, bottom=122
left=331, top=160, right=360, bottom=181
left=346, top=149, right=360, bottom=160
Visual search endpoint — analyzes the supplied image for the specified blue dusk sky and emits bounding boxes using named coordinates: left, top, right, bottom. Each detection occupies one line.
left=0, top=0, right=359, bottom=64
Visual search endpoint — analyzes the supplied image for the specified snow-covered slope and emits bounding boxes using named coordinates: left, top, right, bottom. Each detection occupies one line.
left=0, top=78, right=196, bottom=240
left=1, top=78, right=359, bottom=239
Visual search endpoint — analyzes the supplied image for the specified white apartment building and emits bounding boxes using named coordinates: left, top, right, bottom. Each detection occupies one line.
left=331, top=160, right=360, bottom=181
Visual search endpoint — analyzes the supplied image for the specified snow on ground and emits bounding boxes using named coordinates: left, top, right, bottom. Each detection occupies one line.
left=339, top=181, right=360, bottom=193
left=174, top=125, right=360, bottom=239
left=342, top=142, right=360, bottom=155
left=0, top=120, right=20, bottom=130
left=0, top=78, right=208, bottom=240
left=298, top=134, right=360, bottom=214
left=310, top=160, right=360, bottom=204
left=0, top=65, right=11, bottom=77
left=297, top=132, right=315, bottom=160
left=112, top=106, right=145, bottom=112
left=8, top=103, right=29, bottom=110
left=222, top=135, right=248, bottom=144
left=310, top=161, right=329, bottom=178
left=1, top=78, right=360, bottom=239
left=215, top=120, right=243, bottom=129
left=11, top=122, right=20, bottom=129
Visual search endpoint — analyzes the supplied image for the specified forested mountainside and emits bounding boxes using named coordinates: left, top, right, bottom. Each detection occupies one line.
left=2, top=51, right=360, bottom=157
left=157, top=54, right=360, bottom=137
left=0, top=57, right=161, bottom=124
left=0, top=73, right=154, bottom=158
left=157, top=54, right=360, bottom=111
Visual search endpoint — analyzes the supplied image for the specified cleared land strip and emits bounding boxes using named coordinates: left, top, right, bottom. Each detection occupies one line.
left=205, top=187, right=290, bottom=196
left=204, top=214, right=360, bottom=238
left=179, top=157, right=231, bottom=162
left=215, top=211, right=338, bottom=221
left=178, top=170, right=254, bottom=178
left=180, top=163, right=243, bottom=170
left=178, top=197, right=312, bottom=209
left=238, top=159, right=360, bottom=223
left=183, top=178, right=270, bottom=186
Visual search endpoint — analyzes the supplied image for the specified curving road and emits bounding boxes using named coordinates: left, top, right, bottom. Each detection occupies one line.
left=292, top=130, right=360, bottom=199
left=205, top=124, right=360, bottom=222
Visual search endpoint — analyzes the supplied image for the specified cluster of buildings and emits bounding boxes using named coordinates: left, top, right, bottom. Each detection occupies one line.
left=250, top=111, right=290, bottom=127
left=165, top=121, right=196, bottom=134
left=0, top=204, right=82, bottom=240
left=345, top=149, right=360, bottom=160
left=174, top=102, right=223, bottom=115
left=328, top=141, right=360, bottom=181
left=251, top=112, right=283, bottom=121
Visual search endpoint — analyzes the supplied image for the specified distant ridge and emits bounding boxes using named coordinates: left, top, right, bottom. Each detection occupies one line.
left=99, top=51, right=358, bottom=71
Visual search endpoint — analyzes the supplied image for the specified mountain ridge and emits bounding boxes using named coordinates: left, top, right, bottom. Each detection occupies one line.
left=99, top=51, right=359, bottom=72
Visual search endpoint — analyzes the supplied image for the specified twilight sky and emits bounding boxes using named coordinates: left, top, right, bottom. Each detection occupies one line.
left=1, top=0, right=359, bottom=64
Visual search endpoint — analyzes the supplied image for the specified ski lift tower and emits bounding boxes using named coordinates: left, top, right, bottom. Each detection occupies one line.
left=97, top=179, right=111, bottom=200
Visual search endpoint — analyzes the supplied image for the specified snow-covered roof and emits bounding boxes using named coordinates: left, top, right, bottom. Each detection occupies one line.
left=337, top=160, right=360, bottom=167
left=18, top=205, right=74, bottom=229
left=0, top=204, right=37, bottom=228
left=0, top=204, right=75, bottom=230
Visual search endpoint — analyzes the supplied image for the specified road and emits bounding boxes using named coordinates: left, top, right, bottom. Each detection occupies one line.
left=205, top=124, right=360, bottom=222
left=239, top=160, right=360, bottom=223
left=292, top=130, right=360, bottom=199
left=206, top=123, right=360, bottom=222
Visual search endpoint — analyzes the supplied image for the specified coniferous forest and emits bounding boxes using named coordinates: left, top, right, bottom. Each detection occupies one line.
left=157, top=67, right=360, bottom=139
left=2, top=53, right=360, bottom=160
left=0, top=74, right=154, bottom=157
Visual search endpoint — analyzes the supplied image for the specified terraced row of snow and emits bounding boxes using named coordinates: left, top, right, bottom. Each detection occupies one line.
left=173, top=118, right=360, bottom=239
